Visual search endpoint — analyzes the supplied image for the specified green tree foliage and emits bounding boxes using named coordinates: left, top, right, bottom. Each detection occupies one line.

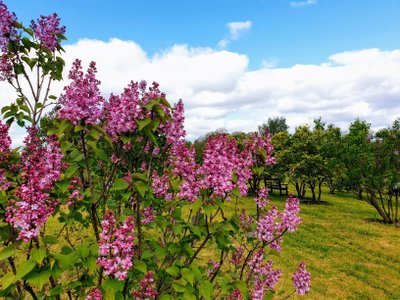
left=258, top=116, right=289, bottom=136
left=342, top=119, right=372, bottom=199
left=320, top=124, right=344, bottom=194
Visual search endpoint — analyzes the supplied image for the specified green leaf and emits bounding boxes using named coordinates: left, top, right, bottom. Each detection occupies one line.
left=135, top=118, right=151, bottom=131
left=50, top=286, right=64, bottom=296
left=172, top=280, right=187, bottom=292
left=166, top=265, right=179, bottom=277
left=1, top=105, right=10, bottom=114
left=112, top=178, right=129, bottom=191
left=144, top=99, right=159, bottom=110
left=26, top=269, right=51, bottom=290
left=0, top=246, right=15, bottom=261
left=159, top=295, right=174, bottom=300
left=69, top=149, right=84, bottom=162
left=183, top=290, right=196, bottom=300
left=15, top=259, right=36, bottom=281
left=31, top=247, right=46, bottom=264
left=190, top=199, right=202, bottom=215
left=77, top=244, right=89, bottom=258
left=134, top=260, right=147, bottom=273
left=141, top=250, right=153, bottom=259
left=199, top=280, right=213, bottom=300
left=155, top=248, right=167, bottom=260
left=1, top=272, right=14, bottom=289
left=264, top=291, right=275, bottom=300
left=42, top=235, right=58, bottom=244
left=85, top=256, right=97, bottom=271
left=14, top=63, right=25, bottom=75
left=94, top=148, right=109, bottom=162
left=135, top=180, right=148, bottom=197
left=60, top=141, right=73, bottom=152
left=181, top=268, right=194, bottom=286
left=167, top=243, right=181, bottom=254
left=144, top=127, right=158, bottom=146
left=65, top=165, right=79, bottom=178
left=103, top=278, right=124, bottom=292
left=131, top=172, right=148, bottom=182
left=24, top=27, right=34, bottom=36
left=54, top=252, right=79, bottom=270
left=172, top=208, right=182, bottom=219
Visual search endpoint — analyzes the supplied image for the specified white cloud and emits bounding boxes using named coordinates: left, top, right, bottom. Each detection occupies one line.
left=227, top=21, right=252, bottom=40
left=1, top=39, right=399, bottom=144
left=291, top=0, right=317, bottom=8
left=218, top=20, right=252, bottom=49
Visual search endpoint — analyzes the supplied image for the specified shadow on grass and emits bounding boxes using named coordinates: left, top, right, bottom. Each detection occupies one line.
left=300, top=199, right=333, bottom=206
left=364, top=218, right=399, bottom=226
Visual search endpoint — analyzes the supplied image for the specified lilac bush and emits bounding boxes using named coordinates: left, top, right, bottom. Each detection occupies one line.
left=0, top=1, right=310, bottom=299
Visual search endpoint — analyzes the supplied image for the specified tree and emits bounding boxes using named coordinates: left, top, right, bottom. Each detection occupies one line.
left=362, top=121, right=400, bottom=223
left=320, top=124, right=344, bottom=194
left=258, top=116, right=289, bottom=136
left=342, top=119, right=372, bottom=199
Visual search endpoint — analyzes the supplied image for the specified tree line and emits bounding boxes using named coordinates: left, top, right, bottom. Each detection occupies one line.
left=192, top=117, right=400, bottom=224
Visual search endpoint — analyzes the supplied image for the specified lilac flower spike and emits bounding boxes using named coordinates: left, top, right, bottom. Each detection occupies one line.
left=30, top=13, right=65, bottom=52
left=292, top=261, right=311, bottom=295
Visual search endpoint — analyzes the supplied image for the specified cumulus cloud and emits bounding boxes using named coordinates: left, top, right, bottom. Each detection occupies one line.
left=1, top=38, right=399, bottom=144
left=291, top=0, right=317, bottom=8
left=218, top=20, right=252, bottom=48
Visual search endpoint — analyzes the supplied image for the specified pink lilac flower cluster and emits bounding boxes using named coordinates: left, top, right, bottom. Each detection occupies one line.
left=200, top=134, right=237, bottom=198
left=292, top=261, right=311, bottom=295
left=240, top=209, right=253, bottom=230
left=0, top=120, right=11, bottom=189
left=6, top=127, right=64, bottom=241
left=244, top=133, right=276, bottom=166
left=163, top=100, right=185, bottom=146
left=255, top=195, right=301, bottom=252
left=230, top=288, right=243, bottom=300
left=67, top=176, right=83, bottom=205
left=131, top=272, right=158, bottom=300
left=231, top=247, right=244, bottom=266
left=0, top=121, right=11, bottom=154
left=235, top=149, right=254, bottom=196
left=85, top=288, right=102, bottom=300
left=104, top=81, right=145, bottom=138
left=0, top=1, right=17, bottom=50
left=200, top=134, right=253, bottom=199
left=281, top=195, right=302, bottom=232
left=0, top=1, right=17, bottom=81
left=255, top=207, right=283, bottom=252
left=151, top=172, right=173, bottom=201
left=30, top=13, right=65, bottom=52
left=97, top=211, right=135, bottom=280
left=104, top=81, right=166, bottom=139
left=255, top=187, right=269, bottom=209
left=141, top=206, right=155, bottom=224
left=153, top=101, right=201, bottom=203
left=248, top=249, right=282, bottom=300
left=168, top=141, right=200, bottom=203
left=58, top=59, right=103, bottom=125
left=207, top=259, right=220, bottom=275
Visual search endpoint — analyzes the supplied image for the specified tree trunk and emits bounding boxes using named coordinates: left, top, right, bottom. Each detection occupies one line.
left=317, top=181, right=323, bottom=202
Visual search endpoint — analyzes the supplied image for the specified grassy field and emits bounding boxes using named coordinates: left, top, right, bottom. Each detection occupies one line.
left=238, top=188, right=400, bottom=299
left=3, top=186, right=399, bottom=299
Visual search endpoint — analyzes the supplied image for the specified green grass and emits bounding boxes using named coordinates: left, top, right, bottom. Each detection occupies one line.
left=255, top=188, right=400, bottom=299
left=3, top=187, right=399, bottom=299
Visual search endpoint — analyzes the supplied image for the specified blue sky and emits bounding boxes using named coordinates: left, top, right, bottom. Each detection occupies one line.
left=1, top=0, right=400, bottom=142
left=8, top=0, right=400, bottom=69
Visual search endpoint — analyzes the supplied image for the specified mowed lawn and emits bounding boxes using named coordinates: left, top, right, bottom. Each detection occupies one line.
left=236, top=188, right=400, bottom=299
